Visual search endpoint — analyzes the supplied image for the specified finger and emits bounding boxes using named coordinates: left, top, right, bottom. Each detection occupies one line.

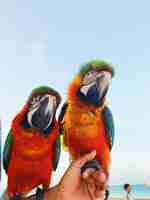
left=83, top=168, right=108, bottom=188
left=86, top=169, right=108, bottom=198
left=84, top=169, right=107, bottom=185
left=95, top=189, right=105, bottom=199
left=82, top=168, right=96, bottom=179
left=75, top=150, right=96, bottom=168
left=86, top=182, right=106, bottom=200
left=96, top=183, right=107, bottom=191
left=86, top=182, right=96, bottom=200
left=95, top=182, right=107, bottom=198
left=59, top=151, right=96, bottom=186
left=84, top=176, right=95, bottom=185
left=93, top=170, right=107, bottom=183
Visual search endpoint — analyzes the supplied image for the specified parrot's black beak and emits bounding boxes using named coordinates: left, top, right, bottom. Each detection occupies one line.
left=78, top=74, right=110, bottom=107
left=86, top=76, right=109, bottom=106
left=27, top=94, right=56, bottom=134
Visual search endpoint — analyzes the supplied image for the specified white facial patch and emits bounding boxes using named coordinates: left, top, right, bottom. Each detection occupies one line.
left=27, top=94, right=57, bottom=129
left=80, top=70, right=111, bottom=96
left=82, top=70, right=98, bottom=85
left=27, top=104, right=40, bottom=128
left=97, top=71, right=111, bottom=92
left=40, top=94, right=56, bottom=116
left=97, top=71, right=111, bottom=81
left=27, top=96, right=41, bottom=127
left=42, top=95, right=57, bottom=130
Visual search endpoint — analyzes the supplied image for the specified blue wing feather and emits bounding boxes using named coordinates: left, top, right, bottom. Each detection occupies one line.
left=53, top=134, right=61, bottom=171
left=3, top=129, right=13, bottom=173
left=53, top=103, right=68, bottom=170
left=58, top=102, right=68, bottom=134
left=102, top=106, right=115, bottom=151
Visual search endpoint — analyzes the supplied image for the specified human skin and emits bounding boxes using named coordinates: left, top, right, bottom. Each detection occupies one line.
left=26, top=151, right=107, bottom=200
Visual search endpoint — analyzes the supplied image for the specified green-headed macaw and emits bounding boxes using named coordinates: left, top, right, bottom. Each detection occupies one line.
left=3, top=86, right=61, bottom=200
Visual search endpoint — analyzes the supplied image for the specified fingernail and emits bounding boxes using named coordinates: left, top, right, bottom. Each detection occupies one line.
left=82, top=171, right=88, bottom=179
left=91, top=150, right=96, bottom=155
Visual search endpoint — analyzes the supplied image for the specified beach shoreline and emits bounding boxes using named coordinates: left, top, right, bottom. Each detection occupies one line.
left=110, top=198, right=150, bottom=200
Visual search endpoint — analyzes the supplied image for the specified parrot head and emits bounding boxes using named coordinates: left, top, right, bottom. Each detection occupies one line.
left=22, top=86, right=61, bottom=136
left=76, top=60, right=115, bottom=107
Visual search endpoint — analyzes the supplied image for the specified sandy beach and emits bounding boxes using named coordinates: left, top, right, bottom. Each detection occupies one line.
left=110, top=197, right=150, bottom=200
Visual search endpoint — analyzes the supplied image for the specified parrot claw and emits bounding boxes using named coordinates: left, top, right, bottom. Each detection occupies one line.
left=36, top=188, right=45, bottom=200
left=81, top=159, right=100, bottom=174
left=10, top=193, right=21, bottom=200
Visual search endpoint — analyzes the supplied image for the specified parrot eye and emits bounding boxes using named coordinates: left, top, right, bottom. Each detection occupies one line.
left=82, top=70, right=98, bottom=85
left=30, top=96, right=41, bottom=107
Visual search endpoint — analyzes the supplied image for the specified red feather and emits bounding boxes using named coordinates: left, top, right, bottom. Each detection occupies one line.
left=7, top=105, right=58, bottom=196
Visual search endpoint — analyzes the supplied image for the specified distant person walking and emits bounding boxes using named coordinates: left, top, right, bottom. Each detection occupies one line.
left=104, top=189, right=110, bottom=200
left=124, top=183, right=135, bottom=200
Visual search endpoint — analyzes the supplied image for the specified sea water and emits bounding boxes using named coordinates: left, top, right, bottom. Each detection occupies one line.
left=109, top=185, right=150, bottom=198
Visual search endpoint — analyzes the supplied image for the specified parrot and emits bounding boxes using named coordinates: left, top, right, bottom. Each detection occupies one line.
left=59, top=59, right=115, bottom=177
left=3, top=86, right=61, bottom=200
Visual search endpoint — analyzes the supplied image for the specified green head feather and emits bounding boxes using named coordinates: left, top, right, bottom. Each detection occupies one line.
left=30, top=86, right=54, bottom=95
left=79, top=59, right=115, bottom=77
left=29, top=86, right=61, bottom=105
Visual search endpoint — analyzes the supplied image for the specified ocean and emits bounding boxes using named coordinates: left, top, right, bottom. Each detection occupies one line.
left=109, top=185, right=150, bottom=198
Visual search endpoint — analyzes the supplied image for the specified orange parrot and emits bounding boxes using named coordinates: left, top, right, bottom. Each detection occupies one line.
left=59, top=60, right=115, bottom=177
left=3, top=86, right=61, bottom=200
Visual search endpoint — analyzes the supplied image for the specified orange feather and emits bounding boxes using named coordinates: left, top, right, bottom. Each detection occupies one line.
left=63, top=75, right=110, bottom=172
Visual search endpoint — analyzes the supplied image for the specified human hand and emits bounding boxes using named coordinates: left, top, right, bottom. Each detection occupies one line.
left=25, top=151, right=108, bottom=200
left=56, top=151, right=108, bottom=200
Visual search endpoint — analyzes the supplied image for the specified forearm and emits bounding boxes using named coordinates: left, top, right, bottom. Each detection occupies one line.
left=43, top=185, right=59, bottom=200
left=24, top=185, right=61, bottom=200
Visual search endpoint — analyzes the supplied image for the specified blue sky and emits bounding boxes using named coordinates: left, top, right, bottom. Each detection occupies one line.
left=1, top=0, right=150, bottom=192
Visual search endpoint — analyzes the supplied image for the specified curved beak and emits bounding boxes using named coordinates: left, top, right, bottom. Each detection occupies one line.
left=96, top=74, right=110, bottom=101
left=79, top=73, right=111, bottom=106
left=27, top=94, right=56, bottom=133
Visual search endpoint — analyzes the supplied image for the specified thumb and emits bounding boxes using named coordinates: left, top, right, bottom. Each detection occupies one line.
left=75, top=150, right=96, bottom=168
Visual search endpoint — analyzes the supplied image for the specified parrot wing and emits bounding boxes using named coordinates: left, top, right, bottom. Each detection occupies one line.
left=3, top=129, right=61, bottom=172
left=3, top=129, right=13, bottom=173
left=53, top=134, right=61, bottom=171
left=102, top=106, right=115, bottom=151
left=58, top=102, right=68, bottom=135
left=53, top=102, right=68, bottom=171
left=58, top=102, right=69, bottom=150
